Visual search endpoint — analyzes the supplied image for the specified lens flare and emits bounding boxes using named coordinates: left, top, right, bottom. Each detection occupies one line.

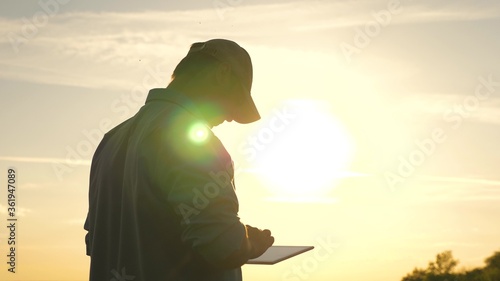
left=188, top=122, right=210, bottom=144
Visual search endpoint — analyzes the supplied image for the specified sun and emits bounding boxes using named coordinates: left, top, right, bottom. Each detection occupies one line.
left=253, top=100, right=354, bottom=200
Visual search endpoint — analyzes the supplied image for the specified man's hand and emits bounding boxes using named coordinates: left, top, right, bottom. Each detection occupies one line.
left=246, top=225, right=274, bottom=259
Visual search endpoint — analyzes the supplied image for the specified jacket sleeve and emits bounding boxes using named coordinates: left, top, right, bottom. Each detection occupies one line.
left=84, top=215, right=91, bottom=256
left=160, top=122, right=250, bottom=268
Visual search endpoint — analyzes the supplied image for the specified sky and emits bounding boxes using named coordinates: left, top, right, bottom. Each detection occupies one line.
left=0, top=0, right=500, bottom=280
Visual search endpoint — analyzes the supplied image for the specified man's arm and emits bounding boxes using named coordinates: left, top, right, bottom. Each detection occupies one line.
left=165, top=149, right=272, bottom=267
left=158, top=118, right=273, bottom=268
left=218, top=225, right=274, bottom=268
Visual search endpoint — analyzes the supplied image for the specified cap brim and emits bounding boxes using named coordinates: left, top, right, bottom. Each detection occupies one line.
left=233, top=92, right=260, bottom=124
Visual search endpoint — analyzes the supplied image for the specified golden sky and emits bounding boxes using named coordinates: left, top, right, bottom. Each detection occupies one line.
left=0, top=0, right=500, bottom=280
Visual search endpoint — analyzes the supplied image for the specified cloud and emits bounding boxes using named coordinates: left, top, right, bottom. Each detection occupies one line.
left=430, top=241, right=482, bottom=248
left=404, top=175, right=500, bottom=203
left=65, top=218, right=86, bottom=226
left=389, top=91, right=500, bottom=126
left=417, top=175, right=500, bottom=187
left=0, top=156, right=91, bottom=166
left=293, top=0, right=500, bottom=32
left=0, top=0, right=497, bottom=90
left=17, top=207, right=31, bottom=217
left=0, top=203, right=31, bottom=217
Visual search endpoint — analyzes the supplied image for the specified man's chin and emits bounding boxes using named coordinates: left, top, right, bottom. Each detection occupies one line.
left=208, top=117, right=225, bottom=128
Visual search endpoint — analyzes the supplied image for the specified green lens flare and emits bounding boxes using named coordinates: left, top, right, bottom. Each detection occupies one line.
left=188, top=122, right=209, bottom=144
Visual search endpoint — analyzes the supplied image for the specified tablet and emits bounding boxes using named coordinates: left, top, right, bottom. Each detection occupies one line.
left=246, top=246, right=314, bottom=265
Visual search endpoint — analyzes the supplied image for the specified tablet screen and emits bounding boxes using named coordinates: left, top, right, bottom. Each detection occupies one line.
left=246, top=246, right=314, bottom=265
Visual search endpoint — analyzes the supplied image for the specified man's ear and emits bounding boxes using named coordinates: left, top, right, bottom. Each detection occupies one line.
left=215, top=62, right=232, bottom=87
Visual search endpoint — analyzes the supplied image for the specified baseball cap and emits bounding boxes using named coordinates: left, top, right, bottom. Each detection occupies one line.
left=184, top=39, right=261, bottom=124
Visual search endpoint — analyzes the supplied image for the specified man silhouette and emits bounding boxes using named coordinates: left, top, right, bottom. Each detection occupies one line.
left=84, top=39, right=274, bottom=281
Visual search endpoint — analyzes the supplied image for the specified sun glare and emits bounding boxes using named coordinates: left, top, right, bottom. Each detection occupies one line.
left=253, top=100, right=355, bottom=200
left=188, top=122, right=210, bottom=144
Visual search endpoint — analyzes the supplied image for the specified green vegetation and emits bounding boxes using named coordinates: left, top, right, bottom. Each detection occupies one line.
left=402, top=250, right=500, bottom=281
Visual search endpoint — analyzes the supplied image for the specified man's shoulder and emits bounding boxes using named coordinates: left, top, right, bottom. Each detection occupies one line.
left=102, top=101, right=183, bottom=138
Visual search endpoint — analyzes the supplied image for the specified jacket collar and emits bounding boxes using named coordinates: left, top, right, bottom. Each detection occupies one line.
left=145, top=88, right=205, bottom=121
